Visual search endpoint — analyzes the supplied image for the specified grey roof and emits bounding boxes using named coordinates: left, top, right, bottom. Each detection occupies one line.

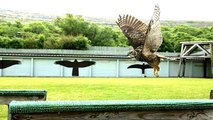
left=0, top=46, right=179, bottom=59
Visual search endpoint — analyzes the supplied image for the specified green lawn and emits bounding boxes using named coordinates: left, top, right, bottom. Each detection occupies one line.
left=0, top=77, right=213, bottom=119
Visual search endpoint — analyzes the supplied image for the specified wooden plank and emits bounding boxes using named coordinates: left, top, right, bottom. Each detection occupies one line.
left=9, top=100, right=213, bottom=120
left=0, top=90, right=47, bottom=105
left=180, top=41, right=213, bottom=45
left=10, top=110, right=213, bottom=120
left=181, top=56, right=210, bottom=59
left=197, top=44, right=211, bottom=55
left=182, top=44, right=197, bottom=57
left=0, top=96, right=46, bottom=105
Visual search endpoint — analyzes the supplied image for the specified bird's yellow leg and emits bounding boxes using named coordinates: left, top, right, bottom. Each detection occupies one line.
left=154, top=66, right=160, bottom=77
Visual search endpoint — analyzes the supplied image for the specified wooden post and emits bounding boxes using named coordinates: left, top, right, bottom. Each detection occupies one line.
left=182, top=59, right=186, bottom=77
left=178, top=59, right=183, bottom=77
left=210, top=43, right=213, bottom=78
left=210, top=90, right=213, bottom=99
left=203, top=59, right=207, bottom=78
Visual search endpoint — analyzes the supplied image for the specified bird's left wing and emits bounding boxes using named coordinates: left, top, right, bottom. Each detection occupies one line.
left=145, top=4, right=163, bottom=53
left=55, top=61, right=75, bottom=67
left=116, top=15, right=148, bottom=49
left=0, top=60, right=20, bottom=69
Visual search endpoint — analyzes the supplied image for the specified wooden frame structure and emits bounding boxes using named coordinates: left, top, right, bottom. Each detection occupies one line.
left=178, top=41, right=213, bottom=77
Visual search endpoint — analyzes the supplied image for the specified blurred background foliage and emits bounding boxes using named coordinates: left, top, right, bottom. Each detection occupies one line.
left=0, top=13, right=213, bottom=52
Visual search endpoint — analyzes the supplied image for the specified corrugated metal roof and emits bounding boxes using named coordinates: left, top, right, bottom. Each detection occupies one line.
left=0, top=47, right=179, bottom=59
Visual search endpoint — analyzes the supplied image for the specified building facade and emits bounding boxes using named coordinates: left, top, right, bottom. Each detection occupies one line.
left=0, top=47, right=211, bottom=78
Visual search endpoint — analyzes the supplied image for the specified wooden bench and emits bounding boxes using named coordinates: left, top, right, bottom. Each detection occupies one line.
left=8, top=99, right=213, bottom=120
left=0, top=90, right=47, bottom=105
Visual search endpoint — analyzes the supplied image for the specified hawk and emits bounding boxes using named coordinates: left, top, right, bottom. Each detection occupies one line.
left=55, top=59, right=95, bottom=76
left=116, top=4, right=163, bottom=77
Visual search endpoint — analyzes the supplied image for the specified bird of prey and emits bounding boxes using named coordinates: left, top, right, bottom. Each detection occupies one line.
left=55, top=59, right=95, bottom=76
left=116, top=4, right=163, bottom=77
left=128, top=63, right=152, bottom=74
left=0, top=60, right=21, bottom=69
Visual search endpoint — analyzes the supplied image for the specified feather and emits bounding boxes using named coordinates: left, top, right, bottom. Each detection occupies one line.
left=145, top=4, right=163, bottom=52
left=116, top=15, right=148, bottom=49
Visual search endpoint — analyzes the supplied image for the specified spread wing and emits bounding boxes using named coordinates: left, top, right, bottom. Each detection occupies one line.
left=0, top=60, right=20, bottom=69
left=116, top=15, right=148, bottom=49
left=145, top=4, right=163, bottom=53
left=127, top=64, right=152, bottom=69
left=55, top=61, right=74, bottom=67
left=77, top=61, right=96, bottom=67
left=55, top=60, right=95, bottom=68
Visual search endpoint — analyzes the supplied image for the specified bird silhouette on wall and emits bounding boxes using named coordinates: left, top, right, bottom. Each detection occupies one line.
left=128, top=63, right=152, bottom=75
left=55, top=59, right=95, bottom=76
left=0, top=60, right=21, bottom=69
left=116, top=4, right=165, bottom=77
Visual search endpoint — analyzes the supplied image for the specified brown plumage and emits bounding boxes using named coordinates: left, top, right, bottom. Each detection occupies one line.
left=116, top=4, right=163, bottom=77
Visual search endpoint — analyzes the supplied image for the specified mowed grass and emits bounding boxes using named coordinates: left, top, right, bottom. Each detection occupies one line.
left=0, top=77, right=213, bottom=119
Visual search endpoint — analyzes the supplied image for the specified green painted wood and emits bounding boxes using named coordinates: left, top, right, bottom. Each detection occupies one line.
left=0, top=90, right=47, bottom=96
left=9, top=100, right=213, bottom=114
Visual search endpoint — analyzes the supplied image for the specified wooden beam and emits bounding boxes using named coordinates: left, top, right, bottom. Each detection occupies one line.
left=181, top=56, right=210, bottom=59
left=210, top=43, right=213, bottom=77
left=8, top=100, right=213, bottom=120
left=9, top=110, right=213, bottom=120
left=180, top=41, right=213, bottom=45
left=182, top=44, right=197, bottom=57
left=196, top=44, right=211, bottom=55
left=0, top=90, right=47, bottom=105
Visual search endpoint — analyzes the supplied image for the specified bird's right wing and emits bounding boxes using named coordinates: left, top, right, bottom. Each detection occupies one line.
left=77, top=61, right=96, bottom=67
left=145, top=4, right=163, bottom=53
left=116, top=15, right=148, bottom=49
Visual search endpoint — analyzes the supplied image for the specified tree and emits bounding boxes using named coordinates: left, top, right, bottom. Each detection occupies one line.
left=6, top=37, right=24, bottom=49
left=44, top=36, right=61, bottom=49
left=55, top=14, right=89, bottom=36
left=92, top=26, right=116, bottom=46
left=0, top=22, right=22, bottom=37
left=0, top=36, right=10, bottom=48
left=61, top=35, right=90, bottom=50
left=24, top=22, right=47, bottom=34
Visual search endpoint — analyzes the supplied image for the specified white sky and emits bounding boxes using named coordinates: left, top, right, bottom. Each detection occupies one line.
left=0, top=0, right=213, bottom=21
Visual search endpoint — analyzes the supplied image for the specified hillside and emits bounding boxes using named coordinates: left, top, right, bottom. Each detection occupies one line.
left=1, top=8, right=213, bottom=27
